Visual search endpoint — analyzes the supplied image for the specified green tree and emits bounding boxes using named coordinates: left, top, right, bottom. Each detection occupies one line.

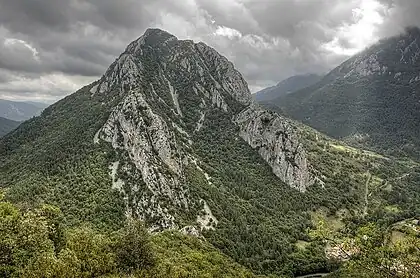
left=65, top=226, right=116, bottom=277
left=114, top=219, right=155, bottom=272
left=37, top=204, right=65, bottom=252
left=0, top=201, right=20, bottom=276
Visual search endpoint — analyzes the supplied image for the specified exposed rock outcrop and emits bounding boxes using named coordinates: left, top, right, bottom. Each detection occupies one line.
left=235, top=104, right=313, bottom=192
left=92, top=28, right=313, bottom=230
left=96, top=91, right=189, bottom=230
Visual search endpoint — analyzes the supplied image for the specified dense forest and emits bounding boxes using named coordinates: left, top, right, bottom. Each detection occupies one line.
left=2, top=198, right=418, bottom=277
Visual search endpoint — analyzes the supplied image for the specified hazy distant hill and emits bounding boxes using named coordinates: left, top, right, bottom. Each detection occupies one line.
left=254, top=74, right=322, bottom=102
left=0, top=99, right=48, bottom=121
left=0, top=116, right=19, bottom=137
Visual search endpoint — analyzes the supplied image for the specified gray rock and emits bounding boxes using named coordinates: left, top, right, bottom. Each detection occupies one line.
left=93, top=28, right=313, bottom=229
left=235, top=104, right=313, bottom=192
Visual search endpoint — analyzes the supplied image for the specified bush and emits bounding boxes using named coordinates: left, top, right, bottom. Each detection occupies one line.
left=114, top=219, right=155, bottom=272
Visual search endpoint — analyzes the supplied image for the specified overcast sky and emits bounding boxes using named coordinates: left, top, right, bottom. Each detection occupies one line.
left=0, top=0, right=419, bottom=103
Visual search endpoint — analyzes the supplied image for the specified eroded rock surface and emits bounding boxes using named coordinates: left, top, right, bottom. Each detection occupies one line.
left=93, top=28, right=313, bottom=230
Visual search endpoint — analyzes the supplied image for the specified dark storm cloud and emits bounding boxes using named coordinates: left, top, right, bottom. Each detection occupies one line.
left=196, top=0, right=359, bottom=53
left=201, top=0, right=357, bottom=37
left=0, top=38, right=40, bottom=73
left=0, top=0, right=152, bottom=33
left=0, top=0, right=165, bottom=78
left=0, top=34, right=115, bottom=76
left=0, top=0, right=74, bottom=33
left=189, top=0, right=363, bottom=90
left=1, top=0, right=420, bottom=101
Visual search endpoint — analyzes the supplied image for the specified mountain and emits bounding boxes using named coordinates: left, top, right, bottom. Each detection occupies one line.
left=0, top=116, right=20, bottom=137
left=1, top=28, right=419, bottom=277
left=262, top=27, right=420, bottom=159
left=25, top=101, right=50, bottom=109
left=254, top=74, right=322, bottom=102
left=0, top=99, right=48, bottom=121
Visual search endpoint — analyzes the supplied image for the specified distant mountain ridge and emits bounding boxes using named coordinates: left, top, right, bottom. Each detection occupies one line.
left=0, top=99, right=48, bottom=121
left=254, top=74, right=322, bottom=102
left=261, top=27, right=420, bottom=158
left=0, top=116, right=19, bottom=137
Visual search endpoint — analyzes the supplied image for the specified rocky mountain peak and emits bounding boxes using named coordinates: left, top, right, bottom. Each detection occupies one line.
left=125, top=28, right=178, bottom=54
left=336, top=26, right=420, bottom=79
left=89, top=28, right=313, bottom=230
left=94, top=28, right=252, bottom=107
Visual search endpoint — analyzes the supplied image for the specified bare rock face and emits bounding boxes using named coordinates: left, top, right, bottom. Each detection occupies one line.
left=195, top=42, right=252, bottom=106
left=95, top=91, right=188, bottom=230
left=235, top=104, right=313, bottom=192
left=92, top=28, right=313, bottom=230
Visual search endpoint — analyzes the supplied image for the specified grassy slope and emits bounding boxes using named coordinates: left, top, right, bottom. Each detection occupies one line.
left=298, top=121, right=419, bottom=219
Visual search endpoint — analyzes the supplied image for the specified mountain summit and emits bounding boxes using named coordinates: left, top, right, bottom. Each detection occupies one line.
left=93, top=27, right=314, bottom=226
left=0, top=28, right=319, bottom=273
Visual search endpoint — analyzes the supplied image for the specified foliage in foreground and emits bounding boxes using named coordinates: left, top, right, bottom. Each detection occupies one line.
left=0, top=201, right=257, bottom=278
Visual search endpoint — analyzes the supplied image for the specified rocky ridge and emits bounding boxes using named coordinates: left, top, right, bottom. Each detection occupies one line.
left=91, top=28, right=313, bottom=230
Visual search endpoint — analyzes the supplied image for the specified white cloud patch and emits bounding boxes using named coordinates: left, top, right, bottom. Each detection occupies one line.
left=0, top=73, right=95, bottom=102
left=214, top=26, right=242, bottom=39
left=4, top=38, right=40, bottom=61
left=324, top=0, right=386, bottom=55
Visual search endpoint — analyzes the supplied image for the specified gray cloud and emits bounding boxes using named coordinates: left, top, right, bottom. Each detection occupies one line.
left=375, top=0, right=420, bottom=37
left=0, top=0, right=420, bottom=101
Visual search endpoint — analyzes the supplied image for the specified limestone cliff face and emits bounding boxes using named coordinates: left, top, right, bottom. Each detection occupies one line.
left=235, top=104, right=313, bottom=192
left=95, top=91, right=188, bottom=231
left=92, top=28, right=313, bottom=230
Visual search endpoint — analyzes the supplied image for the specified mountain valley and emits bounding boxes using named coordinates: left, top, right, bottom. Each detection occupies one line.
left=1, top=28, right=419, bottom=278
left=254, top=74, right=322, bottom=102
